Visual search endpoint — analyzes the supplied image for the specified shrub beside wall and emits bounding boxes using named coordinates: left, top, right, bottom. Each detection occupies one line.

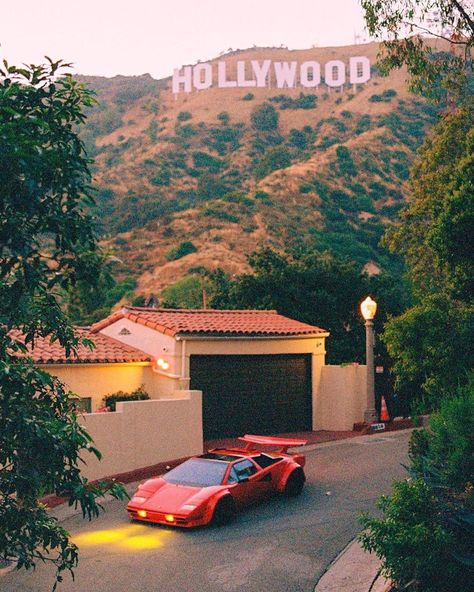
left=103, top=386, right=150, bottom=411
left=359, top=378, right=474, bottom=592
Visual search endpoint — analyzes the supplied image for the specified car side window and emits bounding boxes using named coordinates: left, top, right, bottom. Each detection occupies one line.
left=253, top=454, right=283, bottom=469
left=228, top=459, right=258, bottom=483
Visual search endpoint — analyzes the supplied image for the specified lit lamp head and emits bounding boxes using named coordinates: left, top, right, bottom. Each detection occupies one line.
left=157, top=358, right=170, bottom=371
left=361, top=296, right=377, bottom=321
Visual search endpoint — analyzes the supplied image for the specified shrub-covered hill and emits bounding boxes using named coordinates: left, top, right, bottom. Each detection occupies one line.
left=77, top=42, right=443, bottom=297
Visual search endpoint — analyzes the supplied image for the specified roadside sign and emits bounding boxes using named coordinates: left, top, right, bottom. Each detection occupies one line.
left=371, top=423, right=386, bottom=431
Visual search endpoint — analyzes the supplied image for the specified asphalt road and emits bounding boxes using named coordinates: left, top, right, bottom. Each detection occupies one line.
left=2, top=430, right=411, bottom=592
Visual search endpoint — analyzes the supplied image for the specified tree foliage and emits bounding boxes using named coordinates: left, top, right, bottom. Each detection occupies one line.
left=384, top=108, right=474, bottom=302
left=382, top=294, right=474, bottom=410
left=208, top=247, right=407, bottom=364
left=250, top=102, right=279, bottom=131
left=362, top=0, right=474, bottom=103
left=161, top=275, right=210, bottom=309
left=360, top=378, right=474, bottom=592
left=0, top=60, right=126, bottom=589
left=381, top=109, right=474, bottom=411
left=362, top=2, right=474, bottom=411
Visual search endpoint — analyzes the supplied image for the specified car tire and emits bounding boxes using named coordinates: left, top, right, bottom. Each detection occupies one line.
left=283, top=469, right=305, bottom=497
left=211, top=497, right=235, bottom=526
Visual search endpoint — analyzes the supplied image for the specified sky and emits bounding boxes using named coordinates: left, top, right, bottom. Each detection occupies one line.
left=1, top=0, right=371, bottom=79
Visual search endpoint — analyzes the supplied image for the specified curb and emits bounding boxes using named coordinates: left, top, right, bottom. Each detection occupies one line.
left=314, top=539, right=391, bottom=592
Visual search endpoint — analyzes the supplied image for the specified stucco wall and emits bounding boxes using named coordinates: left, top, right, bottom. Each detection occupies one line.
left=99, top=319, right=177, bottom=366
left=78, top=390, right=203, bottom=481
left=43, top=363, right=173, bottom=411
left=314, top=364, right=367, bottom=430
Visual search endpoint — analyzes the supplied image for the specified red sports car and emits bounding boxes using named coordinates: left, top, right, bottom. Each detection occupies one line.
left=126, top=434, right=307, bottom=528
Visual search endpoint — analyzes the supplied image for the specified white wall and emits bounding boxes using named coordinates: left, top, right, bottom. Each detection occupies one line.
left=314, top=364, right=367, bottom=430
left=99, top=318, right=177, bottom=364
left=78, top=390, right=202, bottom=481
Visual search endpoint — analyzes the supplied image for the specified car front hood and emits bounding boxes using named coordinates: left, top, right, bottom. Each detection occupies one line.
left=144, top=482, right=218, bottom=514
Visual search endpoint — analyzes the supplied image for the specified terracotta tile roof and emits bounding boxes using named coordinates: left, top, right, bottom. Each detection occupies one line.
left=9, top=327, right=152, bottom=364
left=91, top=307, right=327, bottom=337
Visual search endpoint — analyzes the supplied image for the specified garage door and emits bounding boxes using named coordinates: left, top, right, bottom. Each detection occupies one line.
left=189, top=354, right=312, bottom=440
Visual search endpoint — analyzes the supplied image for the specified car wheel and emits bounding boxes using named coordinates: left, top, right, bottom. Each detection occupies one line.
left=211, top=497, right=235, bottom=526
left=283, top=469, right=305, bottom=497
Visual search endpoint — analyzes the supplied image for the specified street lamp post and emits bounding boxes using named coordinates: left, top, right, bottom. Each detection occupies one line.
left=361, top=296, right=377, bottom=424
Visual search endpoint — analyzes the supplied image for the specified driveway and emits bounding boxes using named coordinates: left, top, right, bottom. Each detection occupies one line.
left=2, top=430, right=411, bottom=592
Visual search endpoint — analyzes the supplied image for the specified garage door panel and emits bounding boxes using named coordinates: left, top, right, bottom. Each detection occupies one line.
left=190, top=354, right=312, bottom=439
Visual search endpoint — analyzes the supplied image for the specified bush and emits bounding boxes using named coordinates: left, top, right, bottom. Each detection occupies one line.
left=103, top=386, right=150, bottom=411
left=177, top=111, right=192, bottom=121
left=369, top=94, right=383, bottom=102
left=269, top=93, right=317, bottom=110
left=359, top=380, right=474, bottom=592
left=335, top=145, right=357, bottom=177
left=242, top=92, right=254, bottom=101
left=299, top=182, right=313, bottom=193
left=355, top=114, right=371, bottom=134
left=410, top=382, right=474, bottom=490
left=369, top=89, right=398, bottom=103
left=217, top=111, right=230, bottom=124
left=383, top=88, right=397, bottom=99
left=201, top=204, right=239, bottom=222
left=175, top=123, right=197, bottom=138
left=288, top=129, right=308, bottom=149
left=250, top=102, right=279, bottom=131
left=150, top=166, right=171, bottom=186
left=254, top=190, right=273, bottom=204
left=165, top=241, right=198, bottom=261
left=161, top=275, right=209, bottom=309
left=254, top=146, right=292, bottom=179
left=192, top=151, right=224, bottom=172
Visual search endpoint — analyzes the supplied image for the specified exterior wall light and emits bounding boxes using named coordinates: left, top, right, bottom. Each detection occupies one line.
left=157, top=358, right=170, bottom=371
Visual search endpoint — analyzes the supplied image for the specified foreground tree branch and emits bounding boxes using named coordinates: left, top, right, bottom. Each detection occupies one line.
left=0, top=60, right=127, bottom=591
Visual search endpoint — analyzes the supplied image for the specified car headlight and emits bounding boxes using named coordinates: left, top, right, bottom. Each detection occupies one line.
left=181, top=504, right=198, bottom=512
left=131, top=496, right=148, bottom=504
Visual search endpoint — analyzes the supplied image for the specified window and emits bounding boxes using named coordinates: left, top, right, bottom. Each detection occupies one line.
left=253, top=454, right=283, bottom=469
left=228, top=459, right=258, bottom=484
left=73, top=397, right=92, bottom=413
left=164, top=458, right=229, bottom=487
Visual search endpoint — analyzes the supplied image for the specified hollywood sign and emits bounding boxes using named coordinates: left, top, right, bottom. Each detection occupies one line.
left=172, top=57, right=371, bottom=94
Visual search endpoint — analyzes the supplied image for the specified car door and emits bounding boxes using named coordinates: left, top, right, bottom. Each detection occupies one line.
left=226, top=459, right=269, bottom=507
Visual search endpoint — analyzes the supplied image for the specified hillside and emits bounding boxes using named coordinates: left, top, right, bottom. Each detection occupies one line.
left=77, top=41, right=444, bottom=299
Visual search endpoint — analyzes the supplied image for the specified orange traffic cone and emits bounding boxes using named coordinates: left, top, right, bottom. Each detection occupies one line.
left=380, top=396, right=390, bottom=422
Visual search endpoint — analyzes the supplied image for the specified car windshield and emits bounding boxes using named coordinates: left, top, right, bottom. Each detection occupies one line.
left=163, top=458, right=229, bottom=487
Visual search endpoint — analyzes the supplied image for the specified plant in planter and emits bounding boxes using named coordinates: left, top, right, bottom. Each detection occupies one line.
left=103, top=386, right=150, bottom=411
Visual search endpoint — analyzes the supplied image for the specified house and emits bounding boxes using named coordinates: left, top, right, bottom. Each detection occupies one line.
left=90, top=307, right=329, bottom=439
left=14, top=307, right=330, bottom=439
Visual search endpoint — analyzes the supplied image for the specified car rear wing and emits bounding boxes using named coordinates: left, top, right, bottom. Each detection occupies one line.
left=238, top=434, right=307, bottom=454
